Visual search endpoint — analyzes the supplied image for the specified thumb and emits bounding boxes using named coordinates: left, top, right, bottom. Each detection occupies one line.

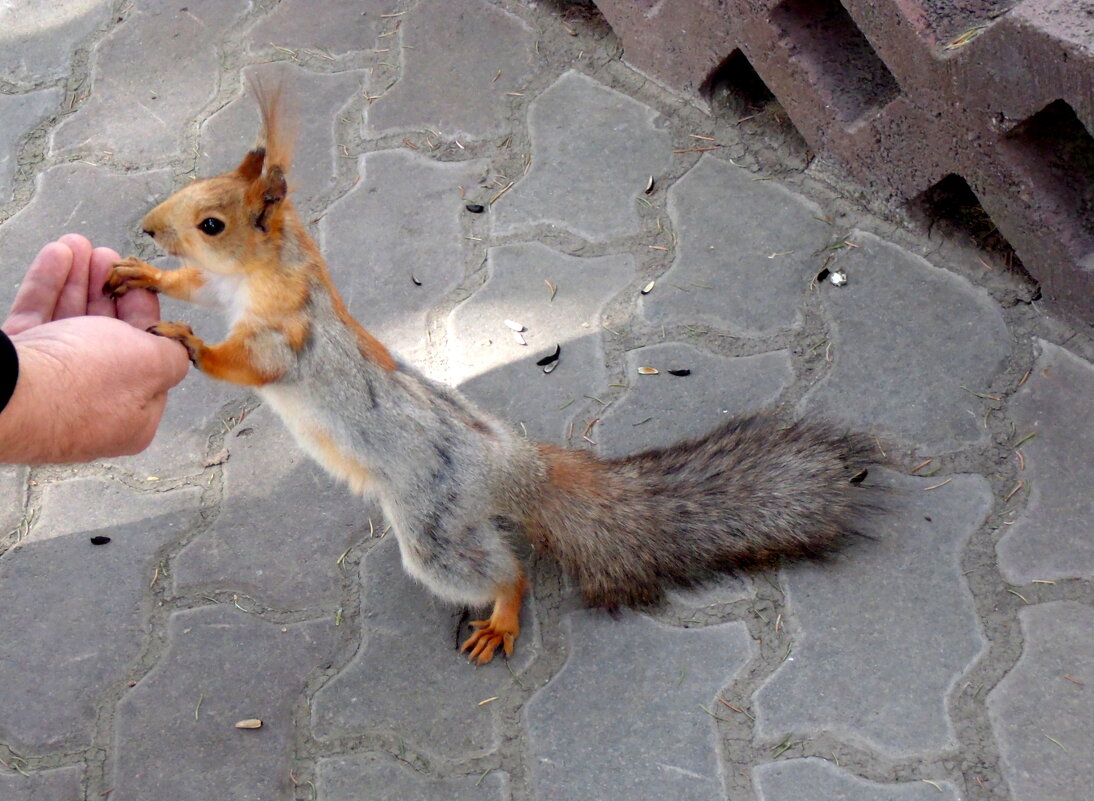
left=143, top=330, right=191, bottom=389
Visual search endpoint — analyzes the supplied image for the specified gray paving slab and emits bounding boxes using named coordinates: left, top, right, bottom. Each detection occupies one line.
left=596, top=343, right=793, bottom=458
left=245, top=0, right=398, bottom=58
left=997, top=339, right=1094, bottom=581
left=321, top=149, right=489, bottom=364
left=641, top=156, right=833, bottom=337
left=0, top=765, right=82, bottom=801
left=316, top=753, right=509, bottom=801
left=0, top=465, right=27, bottom=537
left=0, top=163, right=172, bottom=309
left=0, top=0, right=112, bottom=83
left=312, top=535, right=534, bottom=761
left=523, top=610, right=752, bottom=801
left=801, top=231, right=1012, bottom=452
left=987, top=602, right=1094, bottom=801
left=172, top=404, right=370, bottom=610
left=754, top=470, right=991, bottom=756
left=754, top=758, right=959, bottom=801
left=0, top=479, right=200, bottom=754
left=110, top=605, right=336, bottom=801
left=50, top=0, right=251, bottom=161
left=0, top=89, right=60, bottom=203
left=198, top=64, right=368, bottom=220
left=448, top=242, right=635, bottom=442
left=366, top=0, right=536, bottom=139
left=493, top=70, right=673, bottom=241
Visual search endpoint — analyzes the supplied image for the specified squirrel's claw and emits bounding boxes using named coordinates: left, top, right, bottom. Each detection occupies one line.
left=147, top=321, right=199, bottom=363
left=104, top=257, right=160, bottom=299
left=460, top=619, right=516, bottom=665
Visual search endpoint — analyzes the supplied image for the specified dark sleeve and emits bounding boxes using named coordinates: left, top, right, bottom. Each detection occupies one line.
left=0, top=330, right=18, bottom=413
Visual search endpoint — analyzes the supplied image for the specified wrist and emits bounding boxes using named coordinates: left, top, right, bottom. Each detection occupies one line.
left=0, top=341, right=63, bottom=464
left=0, top=330, right=17, bottom=414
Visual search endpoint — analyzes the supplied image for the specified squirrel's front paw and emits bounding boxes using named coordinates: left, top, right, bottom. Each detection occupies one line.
left=147, top=321, right=200, bottom=363
left=103, top=257, right=160, bottom=298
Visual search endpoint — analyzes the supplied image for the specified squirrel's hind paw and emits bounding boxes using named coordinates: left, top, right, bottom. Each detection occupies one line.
left=460, top=619, right=516, bottom=665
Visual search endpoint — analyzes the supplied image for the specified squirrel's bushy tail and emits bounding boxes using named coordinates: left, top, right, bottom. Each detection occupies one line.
left=528, top=414, right=883, bottom=607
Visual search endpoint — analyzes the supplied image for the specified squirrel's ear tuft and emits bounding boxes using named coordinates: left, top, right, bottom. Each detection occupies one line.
left=235, top=147, right=266, bottom=181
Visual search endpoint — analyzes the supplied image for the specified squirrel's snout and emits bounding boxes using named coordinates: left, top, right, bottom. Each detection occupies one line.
left=142, top=228, right=155, bottom=239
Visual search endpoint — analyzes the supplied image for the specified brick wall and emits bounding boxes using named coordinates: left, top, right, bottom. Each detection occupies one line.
left=593, top=0, right=1094, bottom=327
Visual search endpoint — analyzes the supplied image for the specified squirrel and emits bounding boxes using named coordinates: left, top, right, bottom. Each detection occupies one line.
left=104, top=81, right=883, bottom=665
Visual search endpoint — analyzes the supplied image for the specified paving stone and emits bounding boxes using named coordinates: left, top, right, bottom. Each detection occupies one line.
left=0, top=465, right=28, bottom=537
left=316, top=753, right=508, bottom=801
left=524, top=610, right=752, bottom=801
left=110, top=606, right=336, bottom=801
left=198, top=64, right=368, bottom=219
left=320, top=149, right=489, bottom=365
left=754, top=758, right=959, bottom=801
left=641, top=157, right=832, bottom=337
left=493, top=71, right=672, bottom=241
left=0, top=89, right=61, bottom=203
left=0, top=164, right=173, bottom=310
left=312, top=535, right=534, bottom=760
left=0, top=0, right=112, bottom=83
left=987, top=602, right=1094, bottom=801
left=246, top=0, right=397, bottom=57
left=447, top=242, right=635, bottom=442
left=0, top=478, right=200, bottom=754
left=104, top=365, right=244, bottom=480
left=754, top=470, right=990, bottom=756
left=800, top=231, right=1012, bottom=453
left=595, top=342, right=793, bottom=459
left=997, top=340, right=1094, bottom=581
left=366, top=0, right=535, bottom=138
left=172, top=404, right=370, bottom=610
left=0, top=765, right=83, bottom=801
left=50, top=0, right=251, bottom=160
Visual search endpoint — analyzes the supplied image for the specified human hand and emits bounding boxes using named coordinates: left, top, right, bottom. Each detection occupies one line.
left=0, top=235, right=190, bottom=463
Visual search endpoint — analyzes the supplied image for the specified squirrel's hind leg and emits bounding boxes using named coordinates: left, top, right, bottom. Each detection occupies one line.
left=460, top=570, right=527, bottom=665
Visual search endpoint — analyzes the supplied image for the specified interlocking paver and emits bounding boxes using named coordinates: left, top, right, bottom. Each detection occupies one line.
left=0, top=163, right=172, bottom=309
left=320, top=149, right=489, bottom=364
left=596, top=343, right=793, bottom=458
left=0, top=479, right=200, bottom=753
left=311, top=535, right=533, bottom=760
left=524, top=610, right=752, bottom=801
left=801, top=231, right=1012, bottom=452
left=50, top=0, right=251, bottom=161
left=0, top=0, right=111, bottom=82
left=754, top=471, right=990, bottom=756
left=493, top=70, right=672, bottom=241
left=172, top=404, right=369, bottom=609
left=754, top=758, right=959, bottom=801
left=110, top=606, right=336, bottom=801
left=0, top=466, right=27, bottom=537
left=997, top=339, right=1094, bottom=581
left=198, top=65, right=368, bottom=220
left=0, top=89, right=61, bottom=203
left=0, top=765, right=82, bottom=801
left=641, top=156, right=832, bottom=336
left=316, top=754, right=509, bottom=801
left=366, top=0, right=536, bottom=138
left=245, top=0, right=397, bottom=58
left=448, top=242, right=634, bottom=441
left=987, top=602, right=1094, bottom=801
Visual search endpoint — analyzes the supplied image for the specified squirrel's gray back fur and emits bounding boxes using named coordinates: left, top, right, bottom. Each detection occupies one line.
left=527, top=415, right=882, bottom=608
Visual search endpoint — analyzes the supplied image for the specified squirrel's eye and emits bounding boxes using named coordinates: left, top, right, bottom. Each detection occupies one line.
left=198, top=217, right=225, bottom=236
